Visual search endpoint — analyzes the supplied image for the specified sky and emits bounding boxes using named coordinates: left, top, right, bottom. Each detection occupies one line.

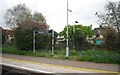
left=0, top=0, right=119, bottom=32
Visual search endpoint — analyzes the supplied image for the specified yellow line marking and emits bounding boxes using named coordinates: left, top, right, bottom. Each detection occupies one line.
left=1, top=57, right=119, bottom=74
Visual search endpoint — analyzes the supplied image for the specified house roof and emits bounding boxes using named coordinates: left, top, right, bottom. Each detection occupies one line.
left=2, top=29, right=14, bottom=37
left=93, top=27, right=106, bottom=36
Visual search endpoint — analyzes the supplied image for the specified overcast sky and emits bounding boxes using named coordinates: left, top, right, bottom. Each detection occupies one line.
left=0, top=0, right=119, bottom=32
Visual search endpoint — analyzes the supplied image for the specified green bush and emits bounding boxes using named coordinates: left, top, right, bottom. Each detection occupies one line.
left=70, top=50, right=78, bottom=56
left=15, top=29, right=51, bottom=51
left=78, top=50, right=120, bottom=64
left=35, top=33, right=51, bottom=50
left=15, top=29, right=33, bottom=50
left=0, top=32, right=5, bottom=44
left=2, top=46, right=24, bottom=55
left=73, top=29, right=86, bottom=51
left=55, top=41, right=66, bottom=50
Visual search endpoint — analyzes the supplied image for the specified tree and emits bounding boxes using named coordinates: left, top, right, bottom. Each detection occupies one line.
left=14, top=29, right=53, bottom=51
left=5, top=4, right=50, bottom=51
left=73, top=29, right=86, bottom=50
left=105, top=26, right=118, bottom=50
left=96, top=1, right=120, bottom=32
left=59, top=24, right=94, bottom=49
left=32, top=12, right=49, bottom=30
left=4, top=4, right=32, bottom=30
left=33, top=12, right=46, bottom=24
left=4, top=4, right=49, bottom=31
left=59, top=24, right=94, bottom=41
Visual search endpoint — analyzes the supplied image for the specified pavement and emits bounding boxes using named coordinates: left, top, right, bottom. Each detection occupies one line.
left=1, top=54, right=120, bottom=74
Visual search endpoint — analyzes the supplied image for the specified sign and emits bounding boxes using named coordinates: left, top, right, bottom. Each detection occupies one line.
left=35, top=30, right=48, bottom=34
left=96, top=40, right=103, bottom=45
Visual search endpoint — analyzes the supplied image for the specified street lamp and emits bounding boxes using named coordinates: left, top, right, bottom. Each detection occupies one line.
left=73, top=21, right=79, bottom=33
left=73, top=21, right=78, bottom=50
left=66, top=0, right=72, bottom=59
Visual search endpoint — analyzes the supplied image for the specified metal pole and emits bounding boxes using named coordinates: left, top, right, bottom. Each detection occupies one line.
left=52, top=29, right=54, bottom=55
left=33, top=30, right=35, bottom=53
left=73, top=23, right=75, bottom=33
left=73, top=21, right=78, bottom=33
left=66, top=0, right=69, bottom=59
left=73, top=23, right=75, bottom=50
left=73, top=21, right=78, bottom=50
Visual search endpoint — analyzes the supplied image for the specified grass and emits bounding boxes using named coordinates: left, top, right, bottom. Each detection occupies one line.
left=2, top=46, right=24, bottom=55
left=1, top=46, right=53, bottom=57
left=78, top=50, right=120, bottom=64
left=1, top=46, right=120, bottom=64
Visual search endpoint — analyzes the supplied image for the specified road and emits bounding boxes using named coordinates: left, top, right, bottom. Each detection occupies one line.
left=1, top=54, right=119, bottom=75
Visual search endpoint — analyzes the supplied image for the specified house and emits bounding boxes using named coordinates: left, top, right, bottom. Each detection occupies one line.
left=93, top=26, right=107, bottom=45
left=56, top=36, right=65, bottom=44
left=2, top=28, right=14, bottom=43
left=93, top=26, right=106, bottom=38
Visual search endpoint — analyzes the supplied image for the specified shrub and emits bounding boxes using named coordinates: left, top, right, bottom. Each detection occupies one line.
left=73, top=29, right=86, bottom=50
left=118, top=32, right=120, bottom=49
left=105, top=26, right=118, bottom=50
left=15, top=29, right=52, bottom=51
left=15, top=29, right=33, bottom=50
left=2, top=46, right=24, bottom=55
left=55, top=41, right=66, bottom=50
left=73, top=30, right=94, bottom=51
left=78, top=50, right=120, bottom=64
left=1, top=33, right=5, bottom=44
left=35, top=33, right=51, bottom=50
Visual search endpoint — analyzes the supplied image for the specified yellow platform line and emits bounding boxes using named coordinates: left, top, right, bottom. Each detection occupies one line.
left=1, top=57, right=119, bottom=74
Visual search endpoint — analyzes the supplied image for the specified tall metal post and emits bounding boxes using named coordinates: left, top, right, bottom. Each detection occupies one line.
left=52, top=29, right=54, bottom=55
left=33, top=30, right=35, bottom=53
left=73, top=24, right=75, bottom=33
left=66, top=0, right=69, bottom=59
left=73, top=21, right=78, bottom=33
left=73, top=21, right=78, bottom=50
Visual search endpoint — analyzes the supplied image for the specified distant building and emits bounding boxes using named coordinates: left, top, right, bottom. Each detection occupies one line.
left=93, top=26, right=106, bottom=38
left=56, top=36, right=65, bottom=44
left=93, top=26, right=106, bottom=45
left=0, top=27, right=2, bottom=33
left=2, top=28, right=14, bottom=43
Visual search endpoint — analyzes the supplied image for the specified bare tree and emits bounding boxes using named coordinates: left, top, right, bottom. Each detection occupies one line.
left=4, top=4, right=32, bottom=30
left=96, top=1, right=120, bottom=32
left=5, top=4, right=49, bottom=31
left=32, top=12, right=49, bottom=30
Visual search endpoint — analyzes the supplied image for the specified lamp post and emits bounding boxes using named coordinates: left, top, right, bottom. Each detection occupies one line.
left=52, top=29, right=54, bottom=55
left=73, top=21, right=79, bottom=33
left=73, top=21, right=78, bottom=50
left=33, top=30, right=35, bottom=53
left=66, top=0, right=72, bottom=59
left=33, top=25, right=36, bottom=53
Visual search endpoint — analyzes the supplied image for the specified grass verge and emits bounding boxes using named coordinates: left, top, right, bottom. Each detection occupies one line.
left=1, top=46, right=120, bottom=64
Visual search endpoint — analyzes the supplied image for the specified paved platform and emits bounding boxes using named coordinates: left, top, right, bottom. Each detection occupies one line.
left=1, top=54, right=120, bottom=74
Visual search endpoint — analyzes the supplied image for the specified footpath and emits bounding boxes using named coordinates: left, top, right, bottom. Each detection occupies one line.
left=1, top=54, right=119, bottom=74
